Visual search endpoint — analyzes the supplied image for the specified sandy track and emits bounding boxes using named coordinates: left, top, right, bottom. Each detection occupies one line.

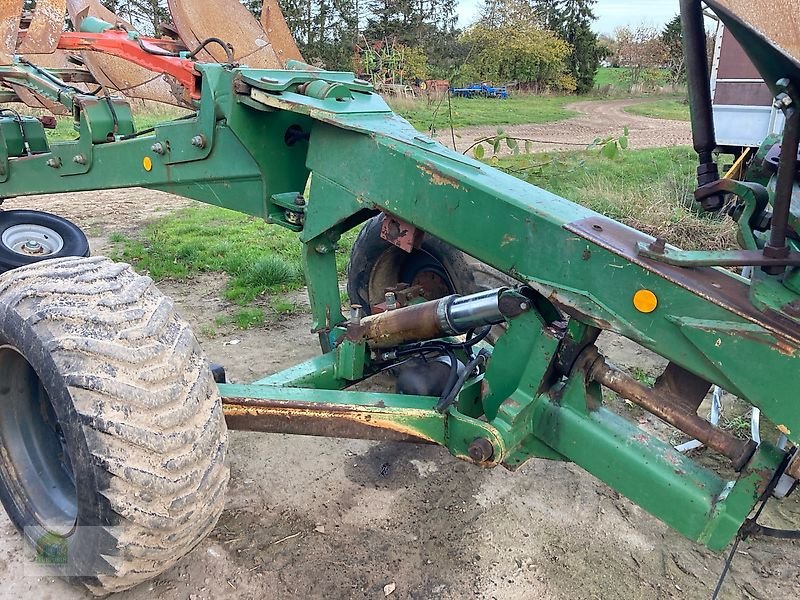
left=442, top=98, right=693, bottom=155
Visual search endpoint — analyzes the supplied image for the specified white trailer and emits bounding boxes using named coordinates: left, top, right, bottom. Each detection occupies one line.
left=710, top=22, right=785, bottom=150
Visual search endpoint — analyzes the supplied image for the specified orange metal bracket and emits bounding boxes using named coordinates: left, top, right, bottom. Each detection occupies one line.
left=56, top=30, right=200, bottom=100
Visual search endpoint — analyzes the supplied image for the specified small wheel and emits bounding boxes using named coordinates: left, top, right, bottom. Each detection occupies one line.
left=0, top=256, right=228, bottom=594
left=346, top=214, right=512, bottom=313
left=0, top=210, right=90, bottom=272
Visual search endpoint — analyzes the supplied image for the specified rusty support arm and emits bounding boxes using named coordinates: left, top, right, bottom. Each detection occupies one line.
left=580, top=347, right=757, bottom=470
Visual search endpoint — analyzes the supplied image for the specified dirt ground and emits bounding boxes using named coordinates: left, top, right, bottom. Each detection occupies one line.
left=446, top=98, right=693, bottom=154
left=0, top=103, right=798, bottom=599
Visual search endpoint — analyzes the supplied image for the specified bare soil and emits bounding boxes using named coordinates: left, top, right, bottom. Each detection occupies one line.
left=1, top=103, right=798, bottom=600
left=448, top=98, right=693, bottom=154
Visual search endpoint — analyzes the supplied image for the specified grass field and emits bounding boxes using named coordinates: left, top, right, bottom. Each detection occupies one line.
left=37, top=68, right=673, bottom=140
left=594, top=67, right=675, bottom=95
left=494, top=146, right=734, bottom=250
left=594, top=67, right=633, bottom=89
left=110, top=145, right=733, bottom=327
left=624, top=98, right=690, bottom=121
left=389, top=95, right=576, bottom=130
left=110, top=206, right=355, bottom=328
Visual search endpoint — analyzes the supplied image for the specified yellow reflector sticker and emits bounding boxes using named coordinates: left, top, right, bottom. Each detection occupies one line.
left=633, top=289, right=658, bottom=313
left=142, top=156, right=153, bottom=171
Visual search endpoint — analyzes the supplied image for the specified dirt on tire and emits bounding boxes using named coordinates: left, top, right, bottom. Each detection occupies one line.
left=0, top=256, right=228, bottom=595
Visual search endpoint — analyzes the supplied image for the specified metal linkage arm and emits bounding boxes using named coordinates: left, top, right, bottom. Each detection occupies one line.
left=56, top=29, right=201, bottom=103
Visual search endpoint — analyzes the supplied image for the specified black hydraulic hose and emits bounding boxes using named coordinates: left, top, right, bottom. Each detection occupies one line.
left=394, top=325, right=492, bottom=357
left=136, top=36, right=234, bottom=63
left=185, top=37, right=235, bottom=63
left=436, top=349, right=490, bottom=413
left=438, top=348, right=460, bottom=410
left=764, top=102, right=800, bottom=274
left=136, top=37, right=178, bottom=57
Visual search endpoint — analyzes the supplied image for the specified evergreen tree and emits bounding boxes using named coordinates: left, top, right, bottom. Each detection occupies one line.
left=661, top=14, right=685, bottom=85
left=547, top=0, right=601, bottom=94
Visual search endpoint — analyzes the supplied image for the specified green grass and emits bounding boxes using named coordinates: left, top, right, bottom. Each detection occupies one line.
left=110, top=205, right=355, bottom=306
left=389, top=95, right=576, bottom=131
left=594, top=67, right=672, bottom=93
left=494, top=146, right=736, bottom=250
left=625, top=98, right=690, bottom=121
left=594, top=67, right=632, bottom=89
left=271, top=298, right=298, bottom=315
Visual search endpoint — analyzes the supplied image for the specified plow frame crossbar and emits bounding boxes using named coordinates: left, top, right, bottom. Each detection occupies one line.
left=0, top=31, right=798, bottom=552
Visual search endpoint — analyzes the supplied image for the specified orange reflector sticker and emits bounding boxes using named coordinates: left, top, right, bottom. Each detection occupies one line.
left=142, top=156, right=153, bottom=171
left=633, top=289, right=658, bottom=313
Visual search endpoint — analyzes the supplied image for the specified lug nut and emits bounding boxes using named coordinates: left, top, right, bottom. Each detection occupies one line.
left=385, top=291, right=398, bottom=310
left=350, top=304, right=362, bottom=325
left=468, top=438, right=494, bottom=463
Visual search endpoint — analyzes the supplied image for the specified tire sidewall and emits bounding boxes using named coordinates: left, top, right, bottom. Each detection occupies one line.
left=346, top=214, right=478, bottom=314
left=0, top=304, right=115, bottom=581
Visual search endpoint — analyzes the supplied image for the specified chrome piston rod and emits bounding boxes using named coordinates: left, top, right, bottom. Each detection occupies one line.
left=347, top=287, right=530, bottom=349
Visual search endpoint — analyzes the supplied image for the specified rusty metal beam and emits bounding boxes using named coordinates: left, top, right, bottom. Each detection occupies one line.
left=223, top=397, right=435, bottom=443
left=220, top=384, right=444, bottom=444
left=579, top=347, right=757, bottom=470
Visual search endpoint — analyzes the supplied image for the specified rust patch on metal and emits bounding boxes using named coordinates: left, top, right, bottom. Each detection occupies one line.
left=0, top=0, right=23, bottom=64
left=710, top=1, right=800, bottom=64
left=347, top=297, right=445, bottom=349
left=223, top=398, right=437, bottom=444
left=581, top=346, right=757, bottom=470
left=167, top=0, right=282, bottom=67
left=259, top=0, right=303, bottom=63
left=65, top=0, right=182, bottom=105
left=380, top=213, right=423, bottom=253
left=18, top=0, right=65, bottom=55
left=500, top=234, right=516, bottom=246
left=418, top=164, right=464, bottom=189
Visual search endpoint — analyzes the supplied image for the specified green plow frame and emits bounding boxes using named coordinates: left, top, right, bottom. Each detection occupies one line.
left=0, top=50, right=798, bottom=552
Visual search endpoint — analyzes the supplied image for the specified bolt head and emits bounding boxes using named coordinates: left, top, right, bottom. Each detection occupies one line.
left=468, top=438, right=494, bottom=463
left=151, top=142, right=165, bottom=154
left=191, top=135, right=206, bottom=148
left=72, top=154, right=86, bottom=165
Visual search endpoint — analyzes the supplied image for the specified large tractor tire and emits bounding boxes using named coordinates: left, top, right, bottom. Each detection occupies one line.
left=346, top=213, right=511, bottom=313
left=0, top=256, right=228, bottom=595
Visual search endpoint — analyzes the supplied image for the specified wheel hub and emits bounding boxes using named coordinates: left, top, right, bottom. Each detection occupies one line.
left=1, top=223, right=64, bottom=257
left=22, top=240, right=45, bottom=255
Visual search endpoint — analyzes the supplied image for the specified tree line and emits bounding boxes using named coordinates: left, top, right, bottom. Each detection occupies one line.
left=94, top=0, right=688, bottom=95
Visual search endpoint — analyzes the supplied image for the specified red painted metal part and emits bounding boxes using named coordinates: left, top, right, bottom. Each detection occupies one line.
left=56, top=30, right=200, bottom=100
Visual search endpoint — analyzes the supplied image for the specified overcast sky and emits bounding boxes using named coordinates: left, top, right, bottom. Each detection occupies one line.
left=457, top=0, right=681, bottom=33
